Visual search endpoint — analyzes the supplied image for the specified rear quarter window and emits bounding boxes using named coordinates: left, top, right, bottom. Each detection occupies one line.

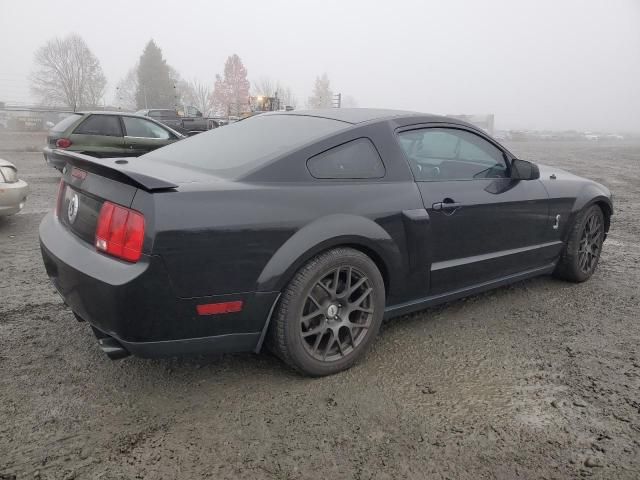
left=51, top=113, right=82, bottom=133
left=307, top=138, right=385, bottom=179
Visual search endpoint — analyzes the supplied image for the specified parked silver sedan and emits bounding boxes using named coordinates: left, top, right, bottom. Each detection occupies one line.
left=0, top=159, right=29, bottom=216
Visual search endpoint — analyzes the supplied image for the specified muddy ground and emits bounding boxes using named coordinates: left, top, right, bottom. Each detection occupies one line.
left=0, top=132, right=639, bottom=479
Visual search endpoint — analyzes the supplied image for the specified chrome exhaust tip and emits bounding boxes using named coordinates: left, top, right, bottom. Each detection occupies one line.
left=91, top=326, right=130, bottom=360
left=97, top=336, right=130, bottom=360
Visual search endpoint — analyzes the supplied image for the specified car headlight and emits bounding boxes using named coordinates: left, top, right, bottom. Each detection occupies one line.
left=0, top=166, right=18, bottom=183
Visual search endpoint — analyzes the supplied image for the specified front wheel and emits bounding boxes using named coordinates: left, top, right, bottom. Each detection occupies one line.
left=268, top=248, right=385, bottom=377
left=554, top=205, right=605, bottom=282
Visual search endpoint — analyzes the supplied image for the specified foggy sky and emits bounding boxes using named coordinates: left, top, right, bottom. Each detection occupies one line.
left=1, top=0, right=639, bottom=132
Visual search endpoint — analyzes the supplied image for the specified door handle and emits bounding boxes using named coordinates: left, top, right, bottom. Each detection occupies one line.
left=432, top=201, right=461, bottom=211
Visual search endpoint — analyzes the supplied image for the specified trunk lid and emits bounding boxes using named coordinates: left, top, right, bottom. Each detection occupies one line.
left=55, top=151, right=173, bottom=251
left=58, top=168, right=139, bottom=247
left=53, top=149, right=225, bottom=189
left=54, top=150, right=227, bottom=252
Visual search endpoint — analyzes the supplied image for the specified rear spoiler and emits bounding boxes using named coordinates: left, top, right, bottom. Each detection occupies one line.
left=54, top=150, right=178, bottom=191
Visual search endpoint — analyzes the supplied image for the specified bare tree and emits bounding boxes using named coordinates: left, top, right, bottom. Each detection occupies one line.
left=279, top=86, right=298, bottom=109
left=31, top=34, right=106, bottom=110
left=253, top=77, right=278, bottom=97
left=113, top=66, right=138, bottom=110
left=253, top=76, right=297, bottom=109
left=178, top=79, right=212, bottom=115
left=167, top=66, right=182, bottom=107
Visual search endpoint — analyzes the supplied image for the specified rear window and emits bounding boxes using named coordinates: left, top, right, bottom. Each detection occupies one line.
left=142, top=114, right=350, bottom=178
left=150, top=110, right=177, bottom=119
left=51, top=113, right=82, bottom=133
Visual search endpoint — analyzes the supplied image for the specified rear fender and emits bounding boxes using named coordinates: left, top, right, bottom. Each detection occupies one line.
left=256, top=214, right=404, bottom=297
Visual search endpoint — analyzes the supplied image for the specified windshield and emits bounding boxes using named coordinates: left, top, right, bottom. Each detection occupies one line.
left=142, top=114, right=350, bottom=178
left=51, top=113, right=82, bottom=132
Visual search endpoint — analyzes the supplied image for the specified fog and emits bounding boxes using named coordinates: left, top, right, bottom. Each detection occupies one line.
left=1, top=0, right=638, bottom=132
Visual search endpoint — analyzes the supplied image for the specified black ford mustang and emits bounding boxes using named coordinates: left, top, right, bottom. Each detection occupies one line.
left=39, top=109, right=613, bottom=376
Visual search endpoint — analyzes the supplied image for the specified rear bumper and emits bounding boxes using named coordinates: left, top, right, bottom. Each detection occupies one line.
left=0, top=179, right=29, bottom=216
left=39, top=212, right=278, bottom=358
left=43, top=147, right=67, bottom=171
left=90, top=325, right=261, bottom=359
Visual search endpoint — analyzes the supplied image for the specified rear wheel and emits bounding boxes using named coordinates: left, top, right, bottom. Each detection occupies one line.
left=268, top=248, right=385, bottom=376
left=554, top=205, right=605, bottom=282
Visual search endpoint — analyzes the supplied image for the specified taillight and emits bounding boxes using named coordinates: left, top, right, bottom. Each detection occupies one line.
left=56, top=138, right=72, bottom=148
left=95, top=201, right=145, bottom=262
left=54, top=180, right=65, bottom=217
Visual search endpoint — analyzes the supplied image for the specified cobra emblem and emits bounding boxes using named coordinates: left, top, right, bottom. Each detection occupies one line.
left=68, top=193, right=79, bottom=224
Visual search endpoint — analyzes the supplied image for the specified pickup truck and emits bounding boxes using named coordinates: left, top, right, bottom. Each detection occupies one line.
left=136, top=106, right=220, bottom=135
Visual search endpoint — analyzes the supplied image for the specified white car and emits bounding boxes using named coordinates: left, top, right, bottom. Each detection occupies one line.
left=0, top=159, right=29, bottom=216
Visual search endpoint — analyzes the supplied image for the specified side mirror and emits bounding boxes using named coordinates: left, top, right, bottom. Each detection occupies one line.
left=511, top=159, right=540, bottom=180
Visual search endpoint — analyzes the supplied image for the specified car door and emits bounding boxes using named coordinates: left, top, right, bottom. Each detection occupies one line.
left=121, top=116, right=178, bottom=156
left=69, top=114, right=128, bottom=158
left=397, top=125, right=555, bottom=295
left=180, top=106, right=207, bottom=133
left=149, top=110, right=183, bottom=132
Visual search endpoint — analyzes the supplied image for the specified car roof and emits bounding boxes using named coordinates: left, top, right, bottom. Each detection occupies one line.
left=77, top=110, right=164, bottom=119
left=265, top=108, right=451, bottom=125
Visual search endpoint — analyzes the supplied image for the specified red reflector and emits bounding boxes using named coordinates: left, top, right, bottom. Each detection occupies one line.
left=95, top=201, right=145, bottom=262
left=54, top=180, right=65, bottom=217
left=56, top=138, right=72, bottom=148
left=71, top=167, right=87, bottom=180
left=196, top=301, right=243, bottom=316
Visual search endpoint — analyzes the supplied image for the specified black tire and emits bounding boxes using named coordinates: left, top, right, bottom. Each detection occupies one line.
left=267, top=247, right=385, bottom=377
left=553, top=205, right=605, bottom=282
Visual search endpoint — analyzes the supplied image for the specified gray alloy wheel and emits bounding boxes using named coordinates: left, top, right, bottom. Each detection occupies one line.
left=554, top=205, right=605, bottom=282
left=577, top=210, right=604, bottom=274
left=268, top=247, right=385, bottom=377
left=299, top=265, right=374, bottom=362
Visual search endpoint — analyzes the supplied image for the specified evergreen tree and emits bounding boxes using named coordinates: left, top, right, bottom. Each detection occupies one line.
left=307, top=73, right=333, bottom=109
left=135, top=40, right=176, bottom=109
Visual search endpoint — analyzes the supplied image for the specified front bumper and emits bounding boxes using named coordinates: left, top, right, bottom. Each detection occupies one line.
left=39, top=212, right=278, bottom=358
left=0, top=179, right=29, bottom=216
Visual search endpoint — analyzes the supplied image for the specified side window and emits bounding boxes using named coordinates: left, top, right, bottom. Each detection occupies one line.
left=307, top=138, right=385, bottom=179
left=397, top=128, right=508, bottom=181
left=123, top=117, right=172, bottom=139
left=187, top=106, right=202, bottom=117
left=73, top=115, right=122, bottom=137
left=148, top=111, right=161, bottom=118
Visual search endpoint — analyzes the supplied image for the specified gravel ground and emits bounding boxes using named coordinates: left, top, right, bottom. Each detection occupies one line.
left=1, top=133, right=639, bottom=479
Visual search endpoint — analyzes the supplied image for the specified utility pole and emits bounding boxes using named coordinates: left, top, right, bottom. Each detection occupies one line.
left=332, top=93, right=341, bottom=108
